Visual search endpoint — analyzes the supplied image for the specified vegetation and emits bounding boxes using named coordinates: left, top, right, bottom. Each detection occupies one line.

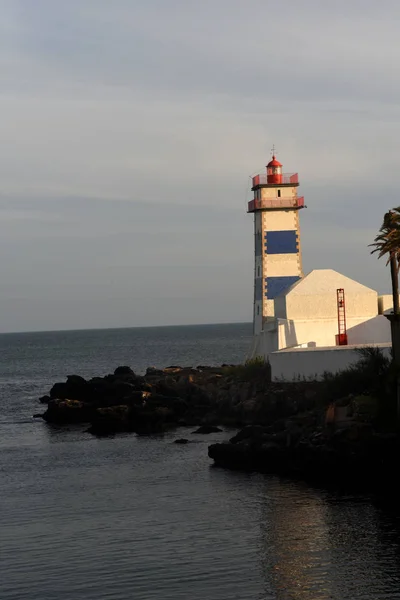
left=223, top=356, right=271, bottom=381
left=370, top=208, right=400, bottom=420
left=322, top=347, right=396, bottom=425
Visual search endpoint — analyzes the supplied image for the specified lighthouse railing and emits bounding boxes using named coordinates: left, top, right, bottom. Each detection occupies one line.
left=252, top=173, right=298, bottom=187
left=247, top=196, right=304, bottom=212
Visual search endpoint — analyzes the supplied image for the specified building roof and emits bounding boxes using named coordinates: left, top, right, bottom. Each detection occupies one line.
left=280, top=269, right=377, bottom=297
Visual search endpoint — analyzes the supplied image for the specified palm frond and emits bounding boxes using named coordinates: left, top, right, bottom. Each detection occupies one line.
left=370, top=208, right=400, bottom=264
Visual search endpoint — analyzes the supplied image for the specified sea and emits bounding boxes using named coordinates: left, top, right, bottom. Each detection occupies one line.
left=1, top=322, right=400, bottom=600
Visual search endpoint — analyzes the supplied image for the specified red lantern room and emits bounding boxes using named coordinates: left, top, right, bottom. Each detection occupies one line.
left=266, top=155, right=283, bottom=184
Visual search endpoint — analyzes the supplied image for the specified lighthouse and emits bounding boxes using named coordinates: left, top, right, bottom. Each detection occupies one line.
left=248, top=151, right=305, bottom=335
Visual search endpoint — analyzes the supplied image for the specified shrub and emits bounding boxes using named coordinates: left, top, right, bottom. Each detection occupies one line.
left=223, top=357, right=271, bottom=382
left=322, top=347, right=396, bottom=426
left=322, top=347, right=392, bottom=400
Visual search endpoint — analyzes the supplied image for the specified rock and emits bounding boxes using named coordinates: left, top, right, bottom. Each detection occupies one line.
left=174, top=438, right=189, bottom=444
left=229, top=425, right=268, bottom=444
left=43, top=398, right=93, bottom=424
left=33, top=413, right=43, bottom=419
left=208, top=442, right=253, bottom=469
left=87, top=405, right=132, bottom=436
left=39, top=395, right=51, bottom=404
left=114, top=366, right=135, bottom=376
left=145, top=394, right=188, bottom=419
left=38, top=366, right=328, bottom=445
left=49, top=377, right=88, bottom=401
left=66, top=374, right=87, bottom=385
left=192, top=425, right=223, bottom=434
left=146, top=367, right=164, bottom=377
left=49, top=382, right=70, bottom=400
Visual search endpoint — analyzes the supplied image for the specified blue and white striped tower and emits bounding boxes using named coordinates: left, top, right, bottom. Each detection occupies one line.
left=248, top=152, right=305, bottom=334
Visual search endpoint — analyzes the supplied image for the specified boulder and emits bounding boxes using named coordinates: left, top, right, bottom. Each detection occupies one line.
left=114, top=366, right=135, bottom=376
left=192, top=425, right=223, bottom=434
left=145, top=367, right=164, bottom=377
left=208, top=442, right=253, bottom=469
left=174, top=438, right=189, bottom=444
left=87, top=405, right=131, bottom=436
left=43, top=398, right=93, bottom=424
left=49, top=376, right=88, bottom=401
left=66, top=374, right=87, bottom=386
left=230, top=425, right=268, bottom=444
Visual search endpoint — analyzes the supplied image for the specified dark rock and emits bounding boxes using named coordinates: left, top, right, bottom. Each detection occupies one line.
left=192, top=425, right=223, bottom=434
left=145, top=366, right=164, bottom=376
left=174, top=438, right=189, bottom=444
left=208, top=442, right=253, bottom=469
left=114, top=366, right=135, bottom=376
left=33, top=413, right=43, bottom=419
left=230, top=425, right=268, bottom=444
left=87, top=405, right=132, bottom=436
left=49, top=382, right=70, bottom=400
left=39, top=395, right=51, bottom=404
left=43, top=399, right=93, bottom=424
left=109, top=381, right=137, bottom=398
left=49, top=377, right=88, bottom=401
left=145, top=394, right=188, bottom=418
left=66, top=374, right=87, bottom=385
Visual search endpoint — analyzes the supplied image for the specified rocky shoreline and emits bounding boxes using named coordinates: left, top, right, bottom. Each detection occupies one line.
left=36, top=360, right=400, bottom=490
left=37, top=362, right=305, bottom=435
left=209, top=425, right=400, bottom=490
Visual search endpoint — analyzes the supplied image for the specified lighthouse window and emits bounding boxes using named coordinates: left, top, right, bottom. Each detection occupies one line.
left=257, top=306, right=260, bottom=315
left=257, top=266, right=260, bottom=277
left=277, top=190, right=281, bottom=197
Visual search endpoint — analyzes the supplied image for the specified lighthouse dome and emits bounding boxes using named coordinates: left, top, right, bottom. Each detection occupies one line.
left=266, top=154, right=283, bottom=184
left=267, top=156, right=282, bottom=168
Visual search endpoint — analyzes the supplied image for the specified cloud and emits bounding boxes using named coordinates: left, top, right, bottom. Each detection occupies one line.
left=0, top=0, right=398, bottom=330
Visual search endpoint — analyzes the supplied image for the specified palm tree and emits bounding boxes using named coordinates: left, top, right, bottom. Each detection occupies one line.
left=370, top=208, right=400, bottom=316
left=370, top=208, right=400, bottom=422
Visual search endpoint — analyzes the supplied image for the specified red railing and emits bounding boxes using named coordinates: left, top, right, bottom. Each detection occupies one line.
left=247, top=196, right=304, bottom=212
left=252, top=173, right=298, bottom=187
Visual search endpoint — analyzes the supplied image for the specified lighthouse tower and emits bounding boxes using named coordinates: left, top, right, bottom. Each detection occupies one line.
left=248, top=152, right=305, bottom=334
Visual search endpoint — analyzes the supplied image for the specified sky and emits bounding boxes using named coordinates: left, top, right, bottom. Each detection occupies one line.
left=0, top=0, right=399, bottom=332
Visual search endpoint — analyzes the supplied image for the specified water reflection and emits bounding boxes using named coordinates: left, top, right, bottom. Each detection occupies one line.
left=258, top=478, right=400, bottom=600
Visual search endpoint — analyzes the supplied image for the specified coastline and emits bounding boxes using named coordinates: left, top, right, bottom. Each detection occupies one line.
left=35, top=353, right=400, bottom=493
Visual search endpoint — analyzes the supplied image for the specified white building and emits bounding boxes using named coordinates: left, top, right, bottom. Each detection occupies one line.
left=247, top=153, right=393, bottom=380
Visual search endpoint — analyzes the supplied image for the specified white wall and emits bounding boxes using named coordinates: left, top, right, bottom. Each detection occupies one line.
left=275, top=315, right=391, bottom=349
left=248, top=314, right=392, bottom=362
left=269, top=344, right=392, bottom=381
left=261, top=186, right=297, bottom=201
left=247, top=322, right=280, bottom=360
left=347, top=315, right=390, bottom=344
left=378, top=294, right=396, bottom=314
left=276, top=291, right=378, bottom=321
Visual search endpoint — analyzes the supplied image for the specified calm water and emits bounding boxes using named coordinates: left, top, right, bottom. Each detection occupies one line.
left=1, top=323, right=400, bottom=600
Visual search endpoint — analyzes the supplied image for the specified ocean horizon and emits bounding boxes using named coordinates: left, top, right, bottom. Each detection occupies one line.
left=0, top=320, right=252, bottom=337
